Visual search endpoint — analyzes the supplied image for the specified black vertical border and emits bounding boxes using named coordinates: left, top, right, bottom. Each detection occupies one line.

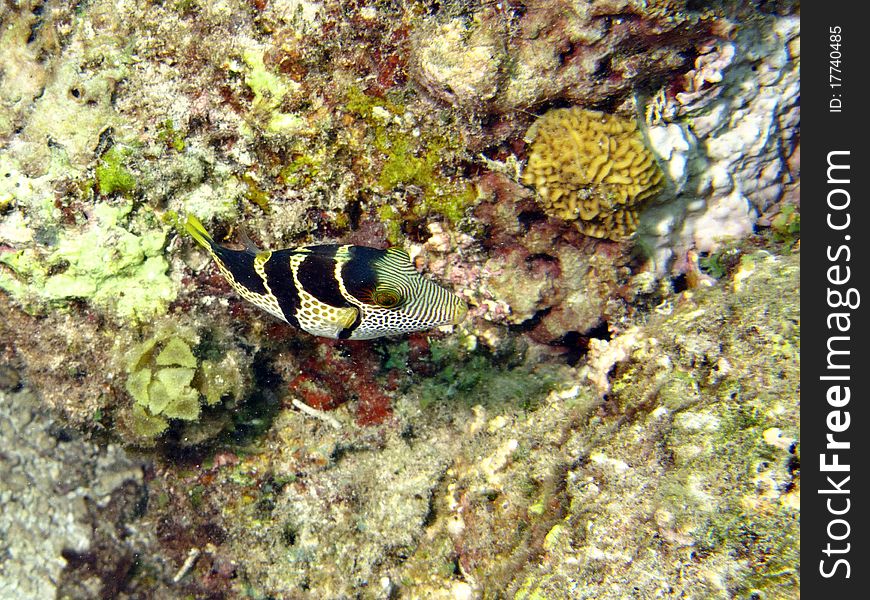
left=803, top=5, right=869, bottom=596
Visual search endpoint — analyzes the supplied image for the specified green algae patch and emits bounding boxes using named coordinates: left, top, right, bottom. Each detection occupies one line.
left=145, top=379, right=172, bottom=415
left=96, top=145, right=137, bottom=195
left=345, top=85, right=405, bottom=120
left=42, top=203, right=175, bottom=322
left=243, top=48, right=291, bottom=111
left=124, top=336, right=202, bottom=433
left=0, top=249, right=47, bottom=311
left=241, top=173, right=272, bottom=213
left=377, top=204, right=404, bottom=246
left=161, top=387, right=202, bottom=421
left=0, top=201, right=177, bottom=323
left=130, top=404, right=170, bottom=439
left=155, top=367, right=197, bottom=391
left=156, top=119, right=187, bottom=153
left=278, top=153, right=322, bottom=188
left=377, top=136, right=435, bottom=189
left=343, top=86, right=478, bottom=229
left=233, top=48, right=305, bottom=136
left=374, top=128, right=477, bottom=226
left=125, top=368, right=152, bottom=406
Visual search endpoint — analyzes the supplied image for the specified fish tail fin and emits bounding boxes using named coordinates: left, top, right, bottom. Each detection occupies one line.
left=184, top=214, right=215, bottom=251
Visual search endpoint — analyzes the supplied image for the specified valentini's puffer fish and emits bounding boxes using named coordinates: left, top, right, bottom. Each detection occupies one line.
left=184, top=215, right=467, bottom=340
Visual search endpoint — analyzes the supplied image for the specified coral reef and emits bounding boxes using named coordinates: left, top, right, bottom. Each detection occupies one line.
left=522, top=107, right=665, bottom=240
left=410, top=0, right=732, bottom=116
left=0, top=0, right=799, bottom=598
left=450, top=174, right=633, bottom=353
left=399, top=251, right=800, bottom=599
left=1, top=248, right=799, bottom=598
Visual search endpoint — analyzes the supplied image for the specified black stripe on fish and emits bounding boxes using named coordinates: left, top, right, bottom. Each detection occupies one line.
left=263, top=250, right=302, bottom=329
left=340, top=246, right=385, bottom=302
left=212, top=246, right=268, bottom=296
left=296, top=248, right=353, bottom=309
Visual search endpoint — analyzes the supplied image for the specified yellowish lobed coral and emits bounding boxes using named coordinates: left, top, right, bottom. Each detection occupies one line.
left=522, top=107, right=664, bottom=240
left=122, top=326, right=247, bottom=445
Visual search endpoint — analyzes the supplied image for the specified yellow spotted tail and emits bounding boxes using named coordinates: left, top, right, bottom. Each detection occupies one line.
left=184, top=214, right=215, bottom=251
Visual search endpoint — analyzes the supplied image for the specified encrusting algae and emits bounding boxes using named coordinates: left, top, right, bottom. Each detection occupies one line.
left=522, top=107, right=665, bottom=241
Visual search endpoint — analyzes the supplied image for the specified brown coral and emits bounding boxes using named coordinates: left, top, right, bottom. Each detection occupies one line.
left=522, top=107, right=664, bottom=240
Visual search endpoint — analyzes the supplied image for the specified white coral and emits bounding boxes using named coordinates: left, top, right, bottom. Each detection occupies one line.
left=639, top=15, right=800, bottom=272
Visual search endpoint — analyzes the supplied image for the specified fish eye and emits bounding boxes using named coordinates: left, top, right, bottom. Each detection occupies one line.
left=373, top=288, right=402, bottom=308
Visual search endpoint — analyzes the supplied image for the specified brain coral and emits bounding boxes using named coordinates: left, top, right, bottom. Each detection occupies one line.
left=522, top=107, right=664, bottom=240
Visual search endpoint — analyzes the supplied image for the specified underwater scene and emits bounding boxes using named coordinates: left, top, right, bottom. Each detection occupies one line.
left=0, top=0, right=799, bottom=598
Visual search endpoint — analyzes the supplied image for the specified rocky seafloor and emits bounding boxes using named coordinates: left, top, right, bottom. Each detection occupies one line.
left=0, top=1, right=799, bottom=598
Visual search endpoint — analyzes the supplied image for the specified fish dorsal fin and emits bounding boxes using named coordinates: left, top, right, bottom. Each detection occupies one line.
left=238, top=224, right=261, bottom=254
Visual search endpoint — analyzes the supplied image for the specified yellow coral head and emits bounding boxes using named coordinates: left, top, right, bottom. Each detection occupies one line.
left=522, top=107, right=664, bottom=240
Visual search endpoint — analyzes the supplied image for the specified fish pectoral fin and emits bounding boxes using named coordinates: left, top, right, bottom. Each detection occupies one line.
left=334, top=306, right=359, bottom=330
left=315, top=306, right=359, bottom=333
